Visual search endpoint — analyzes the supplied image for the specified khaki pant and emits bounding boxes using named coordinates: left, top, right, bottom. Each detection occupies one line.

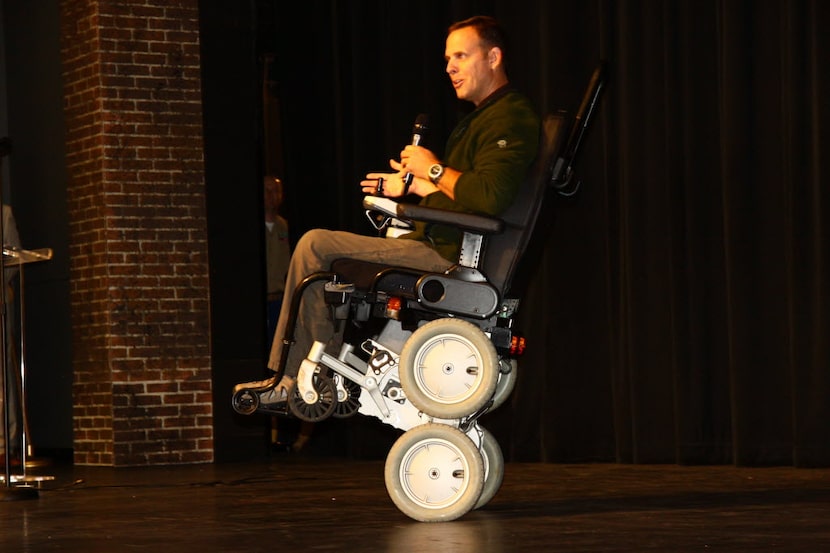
left=267, top=229, right=452, bottom=378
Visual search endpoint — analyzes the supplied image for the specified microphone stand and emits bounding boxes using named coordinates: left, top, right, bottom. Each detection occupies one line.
left=0, top=137, right=38, bottom=499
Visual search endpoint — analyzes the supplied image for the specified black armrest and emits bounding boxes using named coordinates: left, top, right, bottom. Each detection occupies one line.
left=396, top=204, right=504, bottom=234
left=363, top=196, right=504, bottom=235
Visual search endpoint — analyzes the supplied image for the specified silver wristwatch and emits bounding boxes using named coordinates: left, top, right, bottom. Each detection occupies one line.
left=428, top=163, right=445, bottom=184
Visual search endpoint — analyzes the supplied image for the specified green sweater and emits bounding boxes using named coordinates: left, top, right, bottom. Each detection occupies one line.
left=402, top=87, right=540, bottom=261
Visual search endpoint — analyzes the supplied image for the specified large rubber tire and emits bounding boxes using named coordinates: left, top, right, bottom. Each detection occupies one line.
left=489, top=359, right=518, bottom=412
left=399, top=319, right=499, bottom=419
left=385, top=423, right=484, bottom=522
left=473, top=426, right=504, bottom=510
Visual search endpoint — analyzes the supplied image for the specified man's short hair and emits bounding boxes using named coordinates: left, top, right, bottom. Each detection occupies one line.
left=448, top=15, right=510, bottom=72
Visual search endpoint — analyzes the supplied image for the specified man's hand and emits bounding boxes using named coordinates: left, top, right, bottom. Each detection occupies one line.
left=360, top=158, right=409, bottom=197
left=400, top=145, right=439, bottom=182
left=361, top=157, right=441, bottom=198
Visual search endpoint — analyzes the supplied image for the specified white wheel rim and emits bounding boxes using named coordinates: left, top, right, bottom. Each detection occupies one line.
left=413, top=333, right=484, bottom=405
left=398, top=437, right=473, bottom=510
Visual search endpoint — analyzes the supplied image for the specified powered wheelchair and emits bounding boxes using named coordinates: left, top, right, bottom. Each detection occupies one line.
left=233, top=62, right=607, bottom=522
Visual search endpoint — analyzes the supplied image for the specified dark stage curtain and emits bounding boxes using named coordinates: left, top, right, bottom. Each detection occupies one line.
left=246, top=0, right=829, bottom=467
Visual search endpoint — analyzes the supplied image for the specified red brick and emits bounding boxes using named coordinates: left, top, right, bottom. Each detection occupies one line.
left=61, top=0, right=212, bottom=467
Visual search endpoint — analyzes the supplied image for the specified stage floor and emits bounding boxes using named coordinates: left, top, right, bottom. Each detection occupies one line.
left=2, top=454, right=830, bottom=552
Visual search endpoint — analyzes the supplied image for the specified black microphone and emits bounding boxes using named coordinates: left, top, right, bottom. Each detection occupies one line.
left=403, top=113, right=429, bottom=191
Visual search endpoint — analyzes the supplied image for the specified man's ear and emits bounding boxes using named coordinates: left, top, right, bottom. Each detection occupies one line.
left=488, top=46, right=503, bottom=68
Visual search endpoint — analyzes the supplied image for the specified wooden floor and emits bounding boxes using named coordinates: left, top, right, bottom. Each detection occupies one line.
left=2, top=451, right=830, bottom=552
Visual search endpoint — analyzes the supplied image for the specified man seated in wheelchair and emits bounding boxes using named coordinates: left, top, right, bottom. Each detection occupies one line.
left=233, top=15, right=540, bottom=420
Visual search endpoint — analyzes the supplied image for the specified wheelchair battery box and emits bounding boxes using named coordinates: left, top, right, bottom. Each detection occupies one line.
left=415, top=274, right=499, bottom=318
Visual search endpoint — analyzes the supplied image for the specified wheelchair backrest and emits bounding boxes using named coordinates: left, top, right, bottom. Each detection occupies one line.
left=479, top=113, right=570, bottom=295
left=481, top=61, right=606, bottom=297
left=481, top=62, right=607, bottom=297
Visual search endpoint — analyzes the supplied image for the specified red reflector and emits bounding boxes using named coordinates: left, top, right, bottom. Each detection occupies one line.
left=385, top=296, right=402, bottom=319
left=510, top=336, right=526, bottom=356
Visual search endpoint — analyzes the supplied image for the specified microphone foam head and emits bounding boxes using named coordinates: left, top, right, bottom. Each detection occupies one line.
left=413, top=113, right=430, bottom=133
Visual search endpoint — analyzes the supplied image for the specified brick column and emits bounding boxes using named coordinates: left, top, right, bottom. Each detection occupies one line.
left=60, top=0, right=213, bottom=466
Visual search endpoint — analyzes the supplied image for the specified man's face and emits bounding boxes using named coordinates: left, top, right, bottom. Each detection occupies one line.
left=444, top=26, right=496, bottom=106
left=264, top=178, right=283, bottom=211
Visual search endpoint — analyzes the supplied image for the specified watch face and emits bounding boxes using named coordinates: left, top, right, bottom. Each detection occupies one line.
left=429, top=164, right=443, bottom=180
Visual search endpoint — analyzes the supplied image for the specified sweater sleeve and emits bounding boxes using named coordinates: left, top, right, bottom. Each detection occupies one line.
left=450, top=94, right=540, bottom=216
left=401, top=91, right=540, bottom=261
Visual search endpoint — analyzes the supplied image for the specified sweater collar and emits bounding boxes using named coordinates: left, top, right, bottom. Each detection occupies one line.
left=474, top=83, right=515, bottom=112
